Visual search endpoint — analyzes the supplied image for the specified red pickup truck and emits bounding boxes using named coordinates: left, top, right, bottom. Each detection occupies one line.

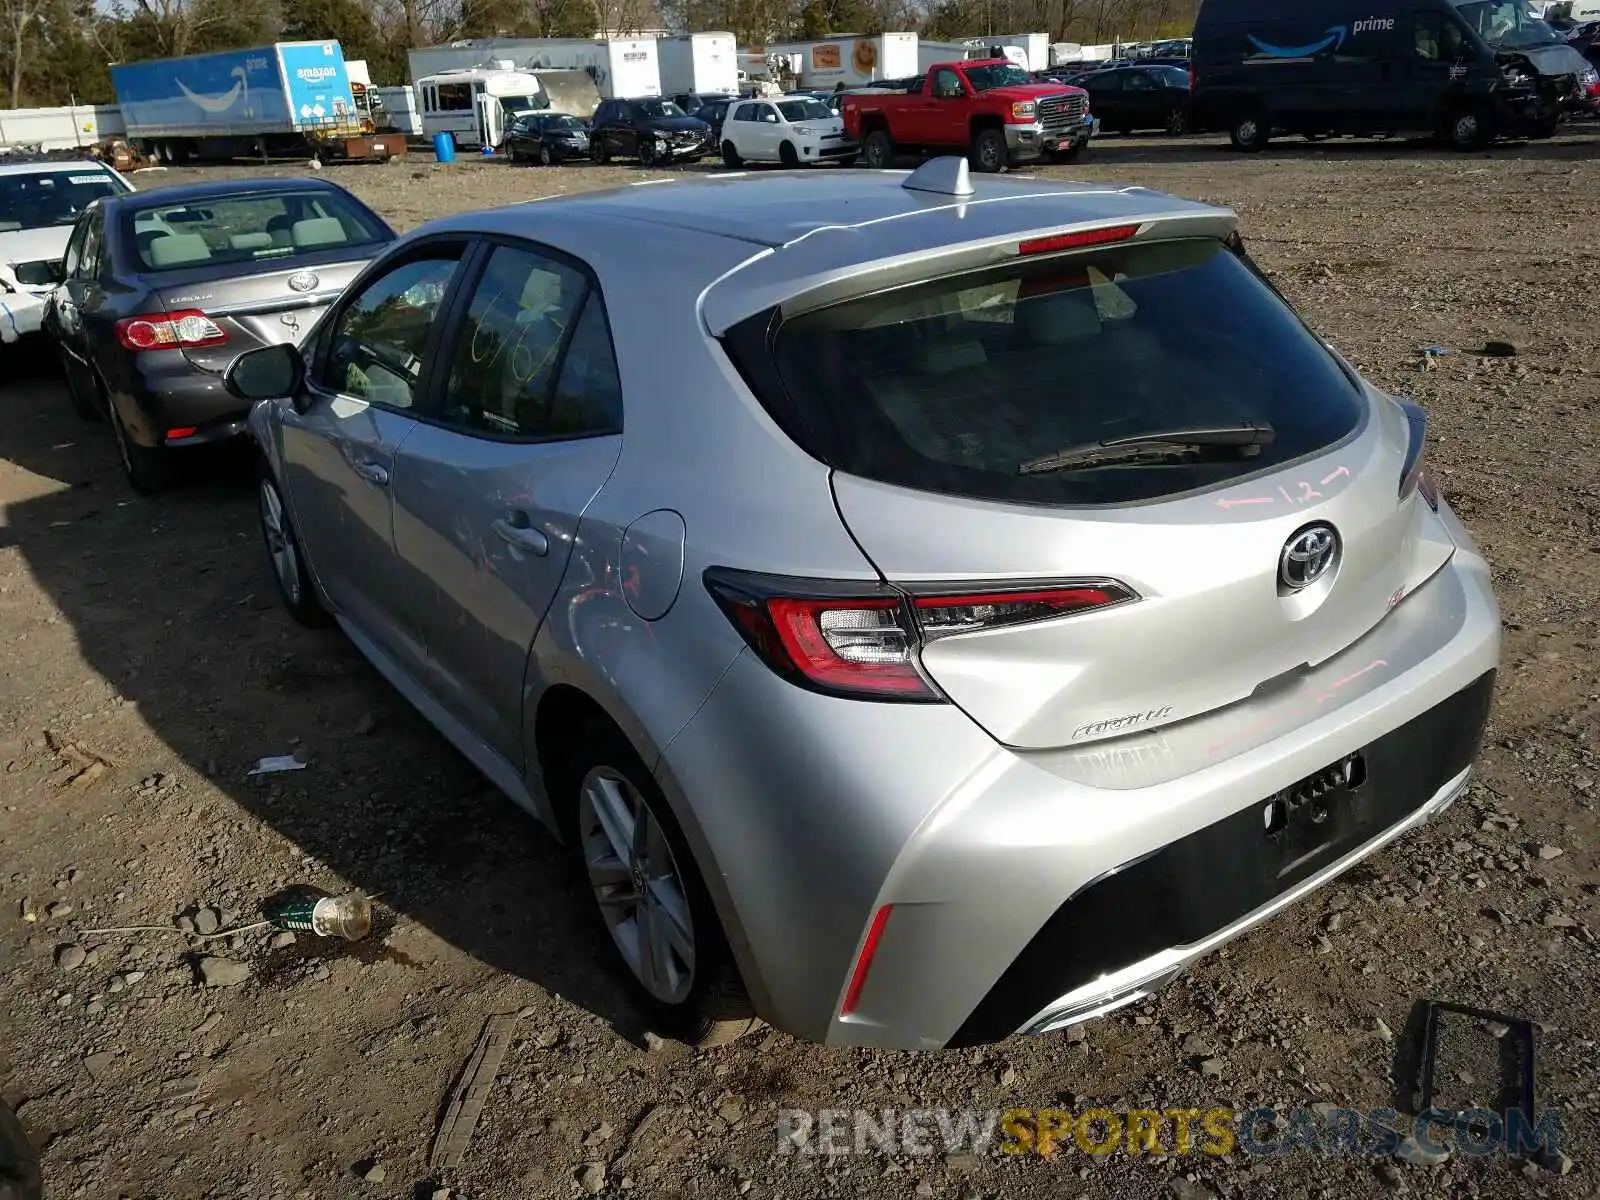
left=841, top=59, right=1093, bottom=173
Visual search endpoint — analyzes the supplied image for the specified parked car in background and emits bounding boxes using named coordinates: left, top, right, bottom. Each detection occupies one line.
left=1191, top=0, right=1584, bottom=150
left=842, top=59, right=1093, bottom=171
left=504, top=112, right=592, bottom=164
left=720, top=95, right=856, bottom=167
left=670, top=90, right=736, bottom=117
left=1076, top=64, right=1194, bottom=134
left=0, top=159, right=135, bottom=345
left=691, top=94, right=736, bottom=140
left=222, top=160, right=1499, bottom=1052
left=44, top=177, right=395, bottom=493
left=590, top=97, right=712, bottom=166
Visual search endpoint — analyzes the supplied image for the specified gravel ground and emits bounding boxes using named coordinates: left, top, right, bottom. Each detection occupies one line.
left=1, top=127, right=1597, bottom=1200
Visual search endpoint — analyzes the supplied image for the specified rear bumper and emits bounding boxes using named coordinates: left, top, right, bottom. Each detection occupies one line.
left=112, top=349, right=251, bottom=448
left=951, top=671, right=1492, bottom=1046
left=657, top=503, right=1500, bottom=1049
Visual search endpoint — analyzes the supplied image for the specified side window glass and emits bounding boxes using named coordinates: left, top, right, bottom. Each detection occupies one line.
left=547, top=292, right=622, bottom=437
left=934, top=69, right=962, bottom=98
left=79, top=212, right=104, bottom=278
left=61, top=218, right=87, bottom=278
left=1414, top=13, right=1445, bottom=59
left=318, top=252, right=460, bottom=410
left=441, top=244, right=591, bottom=438
left=1127, top=72, right=1152, bottom=90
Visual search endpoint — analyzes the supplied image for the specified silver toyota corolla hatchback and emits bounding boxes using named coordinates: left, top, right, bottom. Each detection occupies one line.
left=227, top=159, right=1500, bottom=1051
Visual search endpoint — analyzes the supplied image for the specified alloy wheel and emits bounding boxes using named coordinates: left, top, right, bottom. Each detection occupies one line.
left=577, top=765, right=696, bottom=1005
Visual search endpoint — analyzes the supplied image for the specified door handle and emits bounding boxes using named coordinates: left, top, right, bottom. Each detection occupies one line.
left=353, top=461, right=389, bottom=486
left=491, top=515, right=548, bottom=556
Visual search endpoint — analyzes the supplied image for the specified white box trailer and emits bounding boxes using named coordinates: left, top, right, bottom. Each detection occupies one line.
left=408, top=38, right=660, bottom=99
left=658, top=32, right=738, bottom=96
left=757, top=33, right=919, bottom=89
left=918, top=39, right=1034, bottom=72
left=987, top=32, right=1050, bottom=71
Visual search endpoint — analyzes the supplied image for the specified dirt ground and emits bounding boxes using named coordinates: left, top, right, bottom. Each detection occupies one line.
left=2, top=128, right=1598, bottom=1200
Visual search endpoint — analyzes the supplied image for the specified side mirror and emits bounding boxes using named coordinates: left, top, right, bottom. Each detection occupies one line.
left=224, top=343, right=305, bottom=405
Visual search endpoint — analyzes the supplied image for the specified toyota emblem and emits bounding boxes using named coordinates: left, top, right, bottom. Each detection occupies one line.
left=1279, top=524, right=1339, bottom=591
left=287, top=270, right=319, bottom=293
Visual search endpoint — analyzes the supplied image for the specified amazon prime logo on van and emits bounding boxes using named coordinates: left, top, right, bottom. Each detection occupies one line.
left=1247, top=16, right=1395, bottom=59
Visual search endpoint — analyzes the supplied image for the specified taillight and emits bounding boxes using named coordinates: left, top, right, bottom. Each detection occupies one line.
left=1396, top=396, right=1441, bottom=511
left=115, top=310, right=227, bottom=352
left=704, top=569, right=1137, bottom=701
left=1018, top=224, right=1140, bottom=256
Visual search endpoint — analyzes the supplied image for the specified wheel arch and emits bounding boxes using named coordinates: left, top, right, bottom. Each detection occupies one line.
left=527, top=653, right=775, bottom=1022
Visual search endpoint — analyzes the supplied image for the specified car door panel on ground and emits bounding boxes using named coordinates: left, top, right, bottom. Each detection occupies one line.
left=279, top=244, right=466, bottom=676
left=391, top=239, right=625, bottom=767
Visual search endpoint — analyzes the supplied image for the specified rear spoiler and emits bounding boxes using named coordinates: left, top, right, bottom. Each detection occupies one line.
left=700, top=179, right=1238, bottom=335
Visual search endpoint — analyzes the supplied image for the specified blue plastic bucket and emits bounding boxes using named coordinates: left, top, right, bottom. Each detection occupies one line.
left=433, top=132, right=456, bottom=163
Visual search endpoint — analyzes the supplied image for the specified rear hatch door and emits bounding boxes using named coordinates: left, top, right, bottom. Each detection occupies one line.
left=751, top=232, right=1455, bottom=750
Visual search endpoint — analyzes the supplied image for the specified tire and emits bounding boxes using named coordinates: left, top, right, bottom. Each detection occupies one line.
left=1165, top=108, right=1187, bottom=136
left=562, top=720, right=759, bottom=1049
left=1529, top=113, right=1560, bottom=140
left=540, top=143, right=553, bottom=164
left=0, top=1098, right=42, bottom=1200
left=591, top=139, right=610, bottom=164
left=862, top=128, right=894, bottom=168
left=779, top=141, right=799, bottom=167
left=257, top=464, right=328, bottom=627
left=970, top=126, right=1008, bottom=173
left=720, top=140, right=742, bottom=167
left=1445, top=105, right=1488, bottom=151
left=1229, top=110, right=1269, bottom=152
left=638, top=137, right=658, bottom=167
left=106, top=388, right=170, bottom=495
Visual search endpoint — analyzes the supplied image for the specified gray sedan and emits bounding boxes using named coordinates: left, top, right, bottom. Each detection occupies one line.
left=224, top=160, right=1500, bottom=1050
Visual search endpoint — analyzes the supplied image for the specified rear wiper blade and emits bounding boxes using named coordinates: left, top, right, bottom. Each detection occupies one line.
left=1017, top=423, right=1276, bottom=476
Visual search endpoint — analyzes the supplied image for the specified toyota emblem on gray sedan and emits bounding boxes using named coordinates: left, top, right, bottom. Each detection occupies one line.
left=287, top=270, right=319, bottom=293
left=1280, top=524, right=1340, bottom=590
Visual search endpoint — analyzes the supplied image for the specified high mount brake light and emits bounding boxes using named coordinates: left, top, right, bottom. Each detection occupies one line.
left=1017, top=224, right=1140, bottom=256
left=115, top=310, right=227, bottom=352
left=704, top=570, right=1138, bottom=701
left=1396, top=396, right=1442, bottom=511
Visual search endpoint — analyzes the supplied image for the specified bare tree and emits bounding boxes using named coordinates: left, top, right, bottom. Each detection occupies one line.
left=1, top=0, right=48, bottom=105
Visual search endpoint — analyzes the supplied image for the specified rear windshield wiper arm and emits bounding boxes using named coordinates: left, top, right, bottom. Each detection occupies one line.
left=1018, top=423, right=1276, bottom=476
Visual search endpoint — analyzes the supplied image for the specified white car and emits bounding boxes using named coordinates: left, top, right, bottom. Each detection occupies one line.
left=0, top=159, right=135, bottom=343
left=719, top=96, right=857, bottom=168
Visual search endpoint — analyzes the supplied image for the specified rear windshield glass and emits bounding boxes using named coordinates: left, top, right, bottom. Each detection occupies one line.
left=128, top=189, right=386, bottom=272
left=732, top=238, right=1364, bottom=506
left=0, top=169, right=127, bottom=232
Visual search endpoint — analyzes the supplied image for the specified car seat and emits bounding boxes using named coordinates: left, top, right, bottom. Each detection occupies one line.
left=290, top=217, right=347, bottom=249
left=266, top=214, right=296, bottom=247
left=146, top=234, right=213, bottom=268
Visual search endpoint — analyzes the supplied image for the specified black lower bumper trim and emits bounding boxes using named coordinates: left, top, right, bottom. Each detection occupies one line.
left=944, top=669, right=1496, bottom=1049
